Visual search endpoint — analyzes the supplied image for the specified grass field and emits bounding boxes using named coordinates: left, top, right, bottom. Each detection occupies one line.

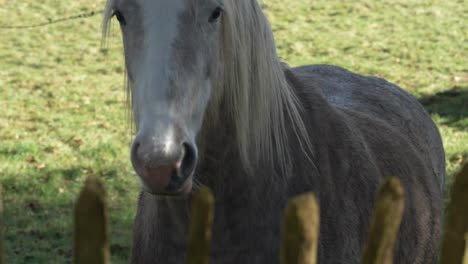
left=0, top=0, right=466, bottom=263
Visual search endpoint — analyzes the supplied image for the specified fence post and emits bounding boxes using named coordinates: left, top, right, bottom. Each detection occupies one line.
left=0, top=185, right=4, bottom=264
left=464, top=233, right=468, bottom=264
left=280, top=193, right=319, bottom=264
left=74, top=176, right=110, bottom=264
left=361, top=177, right=404, bottom=264
left=187, top=187, right=214, bottom=264
left=440, top=163, right=468, bottom=264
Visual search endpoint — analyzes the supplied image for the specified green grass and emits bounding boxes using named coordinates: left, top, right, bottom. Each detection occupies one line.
left=0, top=0, right=466, bottom=263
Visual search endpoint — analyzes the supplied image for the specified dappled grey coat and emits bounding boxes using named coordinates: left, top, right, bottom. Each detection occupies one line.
left=131, top=65, right=444, bottom=264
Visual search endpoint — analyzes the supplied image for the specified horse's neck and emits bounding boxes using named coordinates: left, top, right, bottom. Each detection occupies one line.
left=196, top=67, right=328, bottom=200
left=196, top=112, right=252, bottom=194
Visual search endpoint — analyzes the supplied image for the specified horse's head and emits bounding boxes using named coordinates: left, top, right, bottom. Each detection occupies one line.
left=105, top=0, right=225, bottom=195
left=105, top=0, right=311, bottom=195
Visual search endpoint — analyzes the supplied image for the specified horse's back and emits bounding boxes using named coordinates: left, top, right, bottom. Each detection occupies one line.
left=292, top=64, right=445, bottom=190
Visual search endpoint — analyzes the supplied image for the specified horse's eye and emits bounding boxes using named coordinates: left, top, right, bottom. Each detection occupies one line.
left=113, top=10, right=127, bottom=26
left=208, top=7, right=223, bottom=23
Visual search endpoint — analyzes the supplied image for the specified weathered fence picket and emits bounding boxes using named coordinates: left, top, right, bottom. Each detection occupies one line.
left=280, top=193, right=320, bottom=264
left=0, top=164, right=467, bottom=263
left=187, top=187, right=215, bottom=264
left=74, top=176, right=110, bottom=264
left=440, top=163, right=468, bottom=264
left=464, top=232, right=468, bottom=264
left=0, top=185, right=4, bottom=264
left=361, top=177, right=405, bottom=264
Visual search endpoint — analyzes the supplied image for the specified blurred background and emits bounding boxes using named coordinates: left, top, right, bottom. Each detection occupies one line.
left=0, top=0, right=466, bottom=263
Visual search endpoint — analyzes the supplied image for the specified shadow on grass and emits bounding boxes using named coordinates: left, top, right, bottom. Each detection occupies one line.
left=419, top=86, right=468, bottom=131
left=1, top=167, right=135, bottom=264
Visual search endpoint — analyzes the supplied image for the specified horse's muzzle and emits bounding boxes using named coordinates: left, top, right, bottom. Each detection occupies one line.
left=131, top=135, right=197, bottom=195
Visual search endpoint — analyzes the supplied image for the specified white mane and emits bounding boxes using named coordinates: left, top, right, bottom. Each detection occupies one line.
left=207, top=0, right=312, bottom=174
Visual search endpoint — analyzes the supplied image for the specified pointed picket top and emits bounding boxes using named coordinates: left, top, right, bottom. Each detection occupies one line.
left=440, top=163, right=468, bottom=264
left=187, top=187, right=215, bottom=264
left=280, top=193, right=320, bottom=264
left=362, top=177, right=405, bottom=264
left=74, top=176, right=110, bottom=264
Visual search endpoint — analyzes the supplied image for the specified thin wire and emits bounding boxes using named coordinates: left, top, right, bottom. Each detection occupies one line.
left=0, top=10, right=103, bottom=30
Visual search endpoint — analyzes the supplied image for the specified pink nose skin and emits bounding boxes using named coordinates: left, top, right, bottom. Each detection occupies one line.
left=140, top=163, right=177, bottom=192
left=133, top=158, right=193, bottom=194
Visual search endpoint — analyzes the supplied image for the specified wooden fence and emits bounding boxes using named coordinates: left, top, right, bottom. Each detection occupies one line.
left=0, top=163, right=467, bottom=264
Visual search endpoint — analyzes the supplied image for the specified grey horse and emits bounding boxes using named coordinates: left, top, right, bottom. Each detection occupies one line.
left=102, top=0, right=444, bottom=263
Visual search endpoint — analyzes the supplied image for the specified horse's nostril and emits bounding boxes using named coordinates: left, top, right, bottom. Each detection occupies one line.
left=132, top=142, right=140, bottom=156
left=131, top=141, right=142, bottom=166
left=180, top=142, right=197, bottom=177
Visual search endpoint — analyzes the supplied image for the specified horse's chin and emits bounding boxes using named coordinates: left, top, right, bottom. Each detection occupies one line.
left=142, top=180, right=193, bottom=197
